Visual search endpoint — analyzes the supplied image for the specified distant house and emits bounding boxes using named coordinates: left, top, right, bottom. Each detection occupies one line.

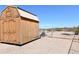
left=0, top=6, right=39, bottom=46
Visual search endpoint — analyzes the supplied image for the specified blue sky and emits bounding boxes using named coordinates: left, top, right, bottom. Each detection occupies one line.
left=0, top=5, right=79, bottom=28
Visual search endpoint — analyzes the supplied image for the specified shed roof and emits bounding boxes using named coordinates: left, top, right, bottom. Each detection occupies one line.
left=0, top=6, right=39, bottom=21
left=16, top=7, right=39, bottom=21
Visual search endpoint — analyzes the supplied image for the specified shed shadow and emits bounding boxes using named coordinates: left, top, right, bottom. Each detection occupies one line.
left=0, top=36, right=41, bottom=46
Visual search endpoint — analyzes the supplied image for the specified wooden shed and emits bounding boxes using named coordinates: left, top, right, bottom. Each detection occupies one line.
left=0, top=6, right=39, bottom=46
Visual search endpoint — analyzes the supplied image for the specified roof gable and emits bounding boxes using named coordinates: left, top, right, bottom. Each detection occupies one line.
left=0, top=6, right=39, bottom=21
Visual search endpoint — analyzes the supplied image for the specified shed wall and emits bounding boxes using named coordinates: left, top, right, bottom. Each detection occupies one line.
left=0, top=6, right=21, bottom=44
left=0, top=6, right=39, bottom=45
left=20, top=17, right=39, bottom=44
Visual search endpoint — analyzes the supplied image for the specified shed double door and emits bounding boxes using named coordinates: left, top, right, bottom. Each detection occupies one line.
left=2, top=19, right=17, bottom=43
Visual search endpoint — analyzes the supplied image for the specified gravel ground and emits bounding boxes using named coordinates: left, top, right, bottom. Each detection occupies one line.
left=0, top=31, right=79, bottom=54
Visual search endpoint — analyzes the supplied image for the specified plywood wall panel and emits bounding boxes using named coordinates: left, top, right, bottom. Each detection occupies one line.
left=0, top=6, right=39, bottom=45
left=0, top=6, right=21, bottom=44
left=20, top=17, right=39, bottom=44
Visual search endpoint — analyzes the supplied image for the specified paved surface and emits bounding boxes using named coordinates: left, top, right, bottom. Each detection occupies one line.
left=0, top=31, right=79, bottom=54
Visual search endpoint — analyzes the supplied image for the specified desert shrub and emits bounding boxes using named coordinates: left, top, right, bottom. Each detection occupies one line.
left=73, top=26, right=79, bottom=35
left=54, top=28, right=63, bottom=31
left=47, top=29, right=52, bottom=32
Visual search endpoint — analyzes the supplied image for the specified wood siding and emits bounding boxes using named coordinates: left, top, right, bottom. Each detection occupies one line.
left=0, top=6, right=20, bottom=44
left=0, top=6, right=39, bottom=45
left=20, top=17, right=39, bottom=44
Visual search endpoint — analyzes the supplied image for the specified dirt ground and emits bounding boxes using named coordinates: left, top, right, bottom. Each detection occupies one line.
left=0, top=31, right=79, bottom=54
